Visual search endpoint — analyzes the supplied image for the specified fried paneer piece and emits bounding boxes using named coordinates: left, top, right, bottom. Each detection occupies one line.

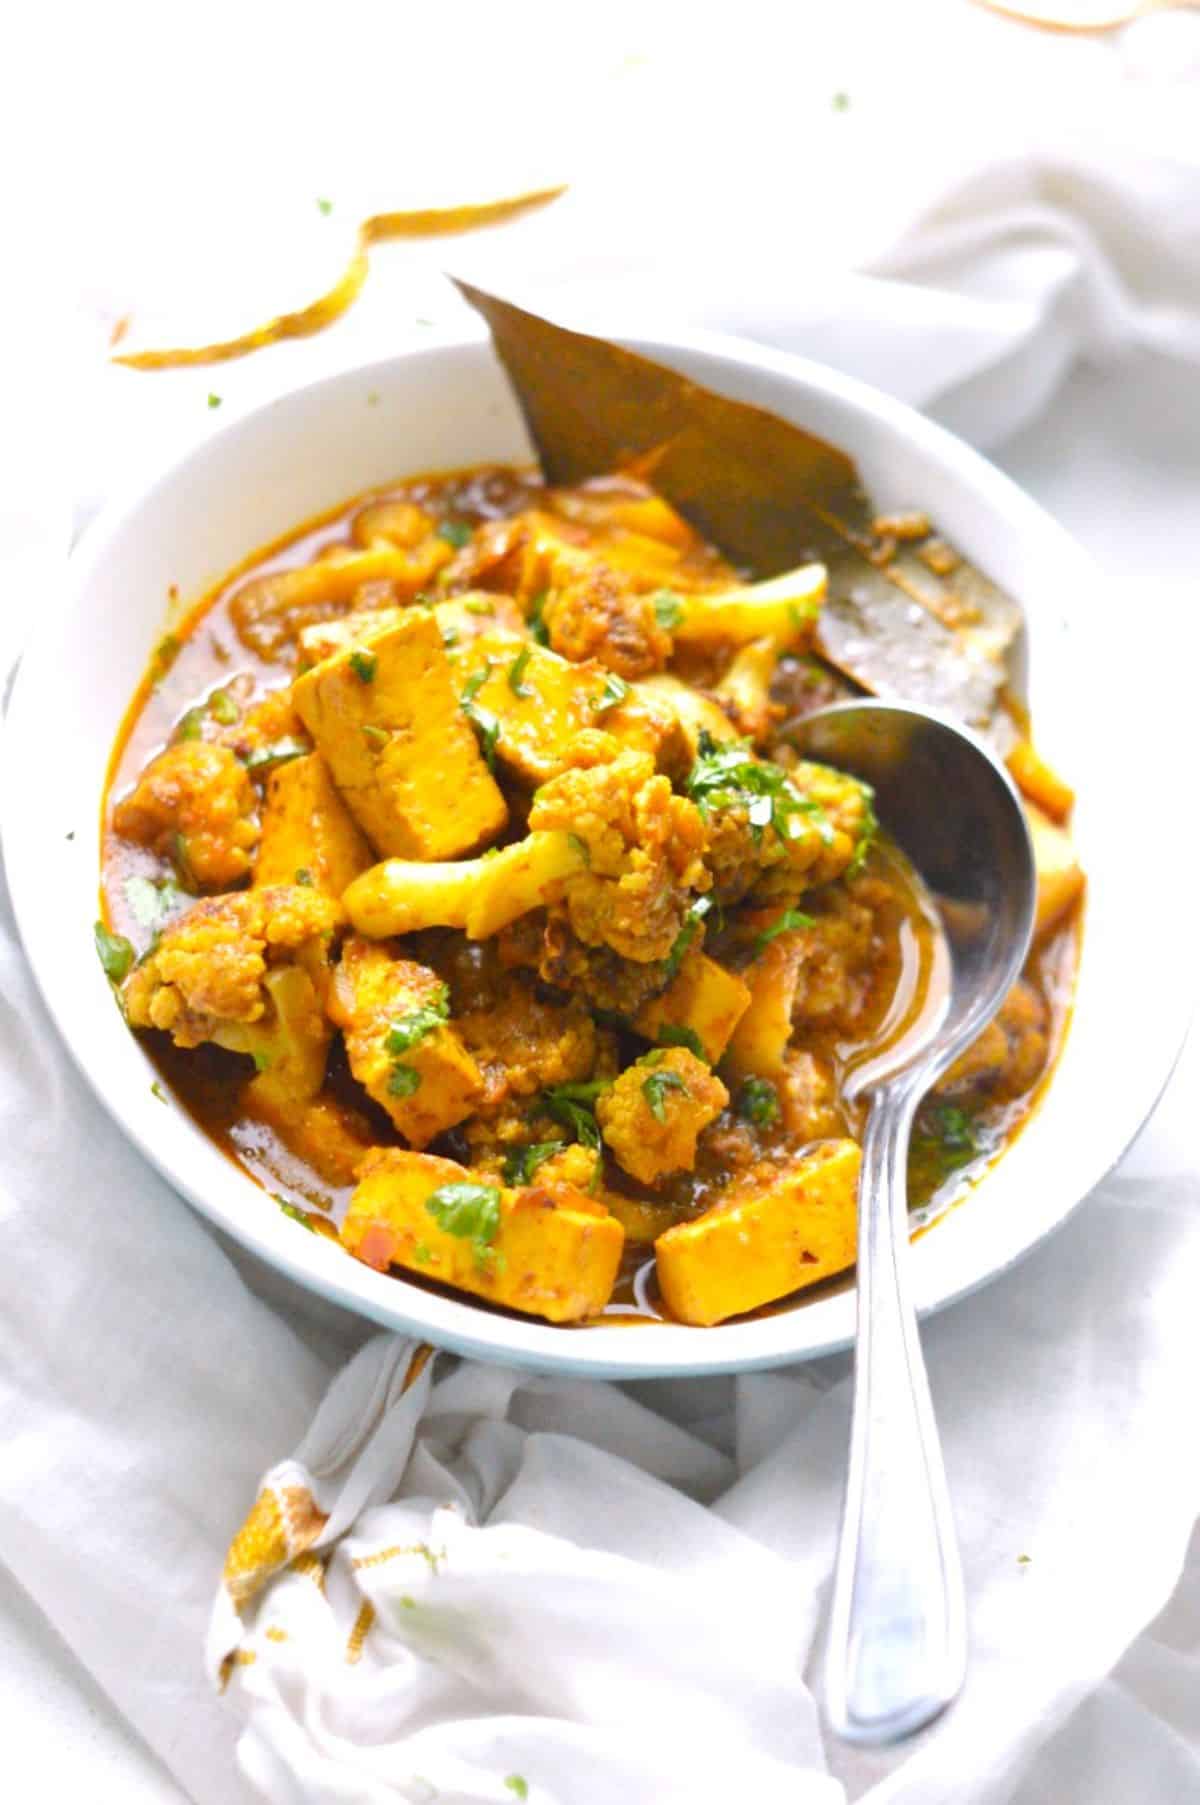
left=456, top=977, right=596, bottom=1106
left=253, top=753, right=372, bottom=898
left=445, top=629, right=687, bottom=784
left=122, top=886, right=340, bottom=1108
left=292, top=611, right=508, bottom=860
left=632, top=951, right=751, bottom=1065
left=341, top=1148, right=624, bottom=1322
left=328, top=938, right=483, bottom=1147
left=113, top=742, right=260, bottom=890
left=529, top=747, right=709, bottom=964
left=596, top=1048, right=728, bottom=1184
left=1026, top=802, right=1085, bottom=943
left=655, top=1139, right=862, bottom=1326
left=544, top=554, right=673, bottom=679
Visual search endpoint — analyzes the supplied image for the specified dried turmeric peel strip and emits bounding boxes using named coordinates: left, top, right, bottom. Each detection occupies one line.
left=113, top=185, right=567, bottom=371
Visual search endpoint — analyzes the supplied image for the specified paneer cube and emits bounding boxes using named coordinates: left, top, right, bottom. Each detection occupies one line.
left=596, top=1048, right=729, bottom=1185
left=328, top=938, right=483, bottom=1147
left=655, top=1138, right=861, bottom=1326
left=292, top=611, right=508, bottom=860
left=722, top=929, right=809, bottom=1080
left=445, top=629, right=686, bottom=784
left=253, top=753, right=373, bottom=897
left=341, top=1148, right=624, bottom=1322
left=633, top=952, right=751, bottom=1065
left=1026, top=802, right=1085, bottom=942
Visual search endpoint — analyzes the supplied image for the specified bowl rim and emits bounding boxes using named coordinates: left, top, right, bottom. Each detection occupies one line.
left=6, top=322, right=1193, bottom=1379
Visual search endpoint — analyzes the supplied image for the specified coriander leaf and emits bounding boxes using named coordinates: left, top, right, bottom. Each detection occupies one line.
left=933, top=1104, right=978, bottom=1154
left=388, top=1064, right=421, bottom=1097
left=528, top=590, right=550, bottom=645
left=566, top=832, right=591, bottom=867
left=348, top=650, right=377, bottom=683
left=385, top=989, right=450, bottom=1054
left=752, top=907, right=814, bottom=955
left=663, top=894, right=713, bottom=980
left=592, top=672, right=630, bottom=714
left=150, top=1080, right=168, bottom=1104
left=460, top=671, right=501, bottom=769
left=94, top=921, right=134, bottom=983
left=464, top=599, right=494, bottom=616
left=542, top=1079, right=609, bottom=1151
left=362, top=724, right=389, bottom=750
left=437, top=519, right=472, bottom=549
left=642, top=1068, right=689, bottom=1122
left=502, top=1141, right=566, bottom=1185
left=832, top=90, right=850, bottom=111
left=209, top=688, right=239, bottom=724
left=425, top=1182, right=502, bottom=1259
left=652, top=590, right=684, bottom=630
left=316, top=196, right=333, bottom=215
left=686, top=733, right=811, bottom=845
left=244, top=737, right=309, bottom=772
left=274, top=1195, right=315, bottom=1230
left=252, top=1050, right=273, bottom=1072
left=656, top=1024, right=707, bottom=1060
left=845, top=782, right=878, bottom=879
left=507, top=645, right=534, bottom=697
left=738, top=1076, right=779, bottom=1128
left=152, top=634, right=180, bottom=682
left=505, top=1780, right=529, bottom=1801
left=177, top=706, right=205, bottom=741
left=207, top=393, right=222, bottom=409
left=294, top=867, right=314, bottom=886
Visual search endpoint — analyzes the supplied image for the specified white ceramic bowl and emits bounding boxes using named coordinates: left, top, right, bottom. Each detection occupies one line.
left=5, top=328, right=1187, bottom=1377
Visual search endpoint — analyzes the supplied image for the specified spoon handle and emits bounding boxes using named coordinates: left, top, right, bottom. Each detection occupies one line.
left=824, top=1080, right=967, bottom=1745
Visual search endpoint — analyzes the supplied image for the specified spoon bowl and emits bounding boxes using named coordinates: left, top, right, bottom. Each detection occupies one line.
left=788, top=700, right=1036, bottom=1745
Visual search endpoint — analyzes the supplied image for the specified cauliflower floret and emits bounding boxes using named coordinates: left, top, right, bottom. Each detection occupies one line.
left=529, top=747, right=709, bottom=964
left=456, top=977, right=596, bottom=1106
left=596, top=1047, right=728, bottom=1185
left=688, top=737, right=873, bottom=907
left=112, top=742, right=260, bottom=890
left=328, top=937, right=483, bottom=1148
left=544, top=553, right=672, bottom=679
left=122, top=886, right=341, bottom=1098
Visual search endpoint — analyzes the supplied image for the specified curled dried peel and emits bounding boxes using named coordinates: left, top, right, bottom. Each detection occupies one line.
left=113, top=187, right=566, bottom=371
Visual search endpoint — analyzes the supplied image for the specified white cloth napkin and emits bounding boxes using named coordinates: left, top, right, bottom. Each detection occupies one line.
left=4, top=6, right=1200, bottom=1801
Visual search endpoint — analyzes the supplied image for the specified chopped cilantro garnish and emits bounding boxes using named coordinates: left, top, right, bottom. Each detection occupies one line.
left=348, top=650, right=377, bottom=683
left=177, top=706, right=204, bottom=741
left=663, top=894, right=713, bottom=980
left=752, top=907, right=814, bottom=955
left=294, top=867, right=314, bottom=886
left=652, top=590, right=684, bottom=630
left=845, top=783, right=878, bottom=879
left=933, top=1104, right=978, bottom=1153
left=686, top=732, right=814, bottom=846
left=566, top=832, right=591, bottom=866
left=94, top=921, right=134, bottom=983
left=441, top=624, right=460, bottom=648
left=244, top=737, right=309, bottom=772
left=738, top=1076, right=779, bottom=1128
left=362, top=724, right=389, bottom=750
left=832, top=90, right=850, bottom=111
left=505, top=1780, right=529, bottom=1801
left=464, top=599, right=494, bottom=617
left=316, top=197, right=333, bottom=215
left=460, top=667, right=500, bottom=769
left=542, top=1079, right=609, bottom=1151
left=437, top=519, right=472, bottom=549
left=641, top=1066, right=689, bottom=1122
left=152, top=634, right=181, bottom=682
left=656, top=1024, right=707, bottom=1061
left=252, top=1050, right=273, bottom=1072
left=385, top=988, right=449, bottom=1054
left=274, top=1195, right=315, bottom=1230
left=425, top=1182, right=502, bottom=1263
left=507, top=645, right=534, bottom=697
left=388, top=1064, right=421, bottom=1098
left=207, top=393, right=222, bottom=409
left=592, top=672, right=631, bottom=714
left=528, top=590, right=550, bottom=645
left=502, top=1141, right=566, bottom=1185
left=412, top=1243, right=433, bottom=1265
left=209, top=688, right=239, bottom=724
left=150, top=1080, right=168, bottom=1104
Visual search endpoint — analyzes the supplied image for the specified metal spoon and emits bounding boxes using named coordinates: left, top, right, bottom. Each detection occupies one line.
left=788, top=700, right=1036, bottom=1746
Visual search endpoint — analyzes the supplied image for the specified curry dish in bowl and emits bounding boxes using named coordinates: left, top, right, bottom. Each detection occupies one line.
left=98, top=456, right=1084, bottom=1329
